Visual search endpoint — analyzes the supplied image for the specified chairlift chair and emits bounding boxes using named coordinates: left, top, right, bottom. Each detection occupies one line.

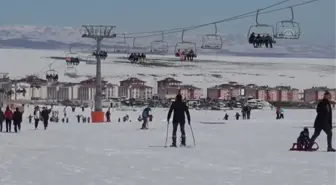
left=201, top=24, right=223, bottom=49
left=150, top=31, right=169, bottom=54
left=247, top=9, right=275, bottom=40
left=174, top=30, right=197, bottom=58
left=132, top=38, right=149, bottom=52
left=274, top=7, right=300, bottom=39
left=64, top=66, right=78, bottom=78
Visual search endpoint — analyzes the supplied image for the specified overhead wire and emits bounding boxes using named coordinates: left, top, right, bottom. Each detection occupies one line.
left=118, top=0, right=320, bottom=39
left=122, top=0, right=291, bottom=36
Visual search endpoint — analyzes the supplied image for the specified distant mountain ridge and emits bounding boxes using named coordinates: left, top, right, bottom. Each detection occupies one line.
left=0, top=25, right=335, bottom=59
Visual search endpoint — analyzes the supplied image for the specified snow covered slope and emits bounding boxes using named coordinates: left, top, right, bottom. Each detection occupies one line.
left=0, top=48, right=334, bottom=95
left=0, top=108, right=335, bottom=185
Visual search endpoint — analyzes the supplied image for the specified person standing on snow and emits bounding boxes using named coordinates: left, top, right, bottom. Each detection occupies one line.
left=13, top=107, right=23, bottom=133
left=33, top=106, right=41, bottom=129
left=41, top=107, right=52, bottom=130
left=141, top=107, right=151, bottom=129
left=309, top=91, right=335, bottom=152
left=167, top=94, right=191, bottom=147
left=0, top=108, right=4, bottom=132
left=4, top=106, right=13, bottom=132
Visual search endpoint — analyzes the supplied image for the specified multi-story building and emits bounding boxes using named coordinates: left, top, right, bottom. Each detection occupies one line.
left=105, top=83, right=119, bottom=99
left=157, top=77, right=182, bottom=99
left=179, top=85, right=202, bottom=100
left=304, top=87, right=336, bottom=102
left=245, top=84, right=258, bottom=99
left=207, top=82, right=244, bottom=100
left=119, top=77, right=152, bottom=99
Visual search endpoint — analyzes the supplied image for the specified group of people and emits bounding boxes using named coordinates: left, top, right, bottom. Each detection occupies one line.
left=32, top=106, right=52, bottom=130
left=92, top=50, right=108, bottom=60
left=175, top=49, right=197, bottom=61
left=248, top=32, right=276, bottom=48
left=65, top=57, right=80, bottom=65
left=0, top=106, right=23, bottom=133
left=128, top=53, right=146, bottom=63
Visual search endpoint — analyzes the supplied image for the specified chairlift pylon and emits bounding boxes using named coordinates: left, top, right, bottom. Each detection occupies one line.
left=247, top=9, right=275, bottom=39
left=201, top=23, right=223, bottom=49
left=150, top=31, right=169, bottom=54
left=64, top=66, right=78, bottom=78
left=274, top=7, right=300, bottom=39
left=113, top=33, right=130, bottom=53
left=174, top=29, right=197, bottom=56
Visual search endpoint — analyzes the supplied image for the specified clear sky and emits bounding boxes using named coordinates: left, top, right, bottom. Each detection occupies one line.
left=0, top=0, right=334, bottom=44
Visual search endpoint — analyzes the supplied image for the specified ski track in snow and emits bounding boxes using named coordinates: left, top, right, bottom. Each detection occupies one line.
left=0, top=107, right=335, bottom=185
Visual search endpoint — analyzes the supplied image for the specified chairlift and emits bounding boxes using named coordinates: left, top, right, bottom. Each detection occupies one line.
left=132, top=38, right=148, bottom=52
left=64, top=66, right=78, bottom=78
left=274, top=7, right=300, bottom=39
left=174, top=30, right=197, bottom=57
left=150, top=31, right=169, bottom=54
left=201, top=23, right=223, bottom=49
left=112, top=33, right=130, bottom=53
left=247, top=9, right=275, bottom=39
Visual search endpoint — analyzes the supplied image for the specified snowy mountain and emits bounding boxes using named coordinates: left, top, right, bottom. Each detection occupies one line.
left=0, top=25, right=335, bottom=58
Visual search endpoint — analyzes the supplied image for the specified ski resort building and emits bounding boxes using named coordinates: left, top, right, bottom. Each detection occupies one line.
left=119, top=77, right=153, bottom=100
left=303, top=87, right=336, bottom=102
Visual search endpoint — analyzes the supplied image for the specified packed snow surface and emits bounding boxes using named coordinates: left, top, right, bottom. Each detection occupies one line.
left=0, top=49, right=335, bottom=94
left=0, top=107, right=335, bottom=185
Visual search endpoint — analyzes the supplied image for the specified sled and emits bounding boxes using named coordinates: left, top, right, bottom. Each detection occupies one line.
left=289, top=142, right=319, bottom=151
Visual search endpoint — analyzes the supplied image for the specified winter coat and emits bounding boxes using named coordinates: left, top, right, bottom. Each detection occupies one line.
left=4, top=109, right=13, bottom=120
left=13, top=110, right=23, bottom=123
left=34, top=110, right=41, bottom=119
left=167, top=101, right=190, bottom=124
left=0, top=110, right=4, bottom=121
left=41, top=109, right=51, bottom=121
left=314, top=99, right=332, bottom=129
left=142, top=108, right=151, bottom=119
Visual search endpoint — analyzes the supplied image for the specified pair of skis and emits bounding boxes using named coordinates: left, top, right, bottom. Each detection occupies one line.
left=164, top=121, right=196, bottom=148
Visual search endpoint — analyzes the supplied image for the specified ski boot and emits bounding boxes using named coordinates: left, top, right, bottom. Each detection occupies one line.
left=327, top=147, right=336, bottom=152
left=180, top=135, right=186, bottom=147
left=170, top=136, right=177, bottom=147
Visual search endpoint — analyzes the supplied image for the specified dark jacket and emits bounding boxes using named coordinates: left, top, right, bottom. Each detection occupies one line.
left=0, top=110, right=4, bottom=121
left=41, top=109, right=51, bottom=121
left=13, top=110, right=23, bottom=123
left=314, top=99, right=332, bottom=128
left=167, top=101, right=190, bottom=124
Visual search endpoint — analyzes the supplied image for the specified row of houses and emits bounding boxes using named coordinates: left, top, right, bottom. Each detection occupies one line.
left=0, top=74, right=335, bottom=103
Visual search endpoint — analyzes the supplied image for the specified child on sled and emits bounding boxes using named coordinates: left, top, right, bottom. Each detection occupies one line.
left=290, top=127, right=319, bottom=151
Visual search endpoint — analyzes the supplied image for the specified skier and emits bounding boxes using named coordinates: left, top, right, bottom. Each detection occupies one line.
left=4, top=106, right=13, bottom=132
left=276, top=107, right=280, bottom=119
left=34, top=107, right=41, bottom=129
left=0, top=108, right=4, bottom=132
left=76, top=115, right=81, bottom=123
left=246, top=106, right=251, bottom=119
left=13, top=107, right=23, bottom=133
left=167, top=94, right=191, bottom=147
left=141, top=106, right=151, bottom=129
left=279, top=108, right=284, bottom=119
left=309, top=91, right=335, bottom=152
left=241, top=108, right=247, bottom=120
left=41, top=107, right=51, bottom=130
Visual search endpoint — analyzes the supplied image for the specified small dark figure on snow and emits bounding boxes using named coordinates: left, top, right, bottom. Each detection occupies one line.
left=13, top=107, right=23, bottom=133
left=141, top=107, right=151, bottom=129
left=28, top=115, right=32, bottom=123
left=0, top=108, right=4, bottom=132
left=297, top=127, right=310, bottom=149
left=246, top=106, right=251, bottom=119
left=82, top=116, right=86, bottom=123
left=138, top=115, right=142, bottom=122
left=76, top=115, right=81, bottom=123
left=167, top=94, right=191, bottom=147
left=82, top=106, right=85, bottom=112
left=66, top=117, right=69, bottom=123
left=106, top=109, right=111, bottom=122
left=87, top=117, right=90, bottom=123
left=309, top=91, right=335, bottom=152
left=235, top=112, right=240, bottom=120
left=72, top=106, right=75, bottom=112
left=118, top=118, right=121, bottom=122
left=41, top=107, right=51, bottom=130
left=62, top=118, right=65, bottom=123
left=224, top=113, right=229, bottom=120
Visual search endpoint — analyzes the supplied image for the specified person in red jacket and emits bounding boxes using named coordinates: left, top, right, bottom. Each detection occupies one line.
left=4, top=106, right=13, bottom=132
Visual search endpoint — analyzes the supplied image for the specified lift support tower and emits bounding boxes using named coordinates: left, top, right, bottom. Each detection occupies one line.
left=82, top=25, right=116, bottom=122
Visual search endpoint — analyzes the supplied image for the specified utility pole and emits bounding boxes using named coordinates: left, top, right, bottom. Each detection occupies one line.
left=82, top=25, right=116, bottom=122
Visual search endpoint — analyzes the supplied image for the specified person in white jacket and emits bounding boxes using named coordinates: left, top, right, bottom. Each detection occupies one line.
left=33, top=107, right=41, bottom=129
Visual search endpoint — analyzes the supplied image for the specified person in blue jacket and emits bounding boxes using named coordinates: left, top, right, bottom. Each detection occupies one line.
left=141, top=106, right=151, bottom=129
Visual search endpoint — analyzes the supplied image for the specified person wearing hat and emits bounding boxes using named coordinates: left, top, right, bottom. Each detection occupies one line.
left=167, top=94, right=191, bottom=147
left=309, top=91, right=335, bottom=152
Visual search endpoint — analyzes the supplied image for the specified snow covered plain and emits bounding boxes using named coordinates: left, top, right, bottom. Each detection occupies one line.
left=0, top=48, right=335, bottom=95
left=0, top=107, right=335, bottom=185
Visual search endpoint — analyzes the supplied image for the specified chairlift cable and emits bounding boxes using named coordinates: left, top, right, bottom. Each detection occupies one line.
left=122, top=0, right=291, bottom=36
left=118, top=0, right=320, bottom=39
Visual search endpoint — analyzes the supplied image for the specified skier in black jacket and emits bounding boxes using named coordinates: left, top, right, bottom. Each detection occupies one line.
left=309, top=91, right=335, bottom=152
left=0, top=108, right=4, bottom=132
left=167, top=94, right=191, bottom=147
left=41, top=107, right=52, bottom=130
left=13, top=107, right=23, bottom=133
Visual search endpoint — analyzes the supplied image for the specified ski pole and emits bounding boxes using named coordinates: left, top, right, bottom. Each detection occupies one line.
left=164, top=122, right=169, bottom=148
left=189, top=124, right=196, bottom=147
